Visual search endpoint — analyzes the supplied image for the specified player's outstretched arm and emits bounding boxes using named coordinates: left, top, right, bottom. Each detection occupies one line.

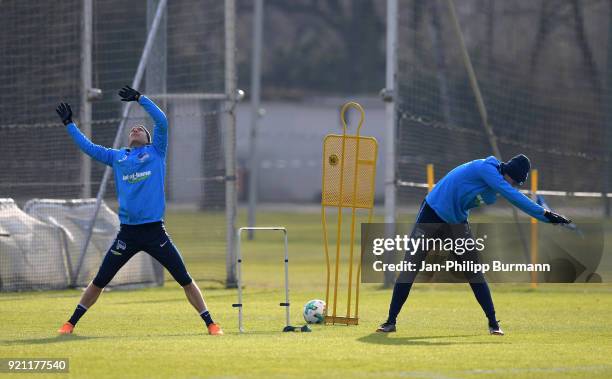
left=118, top=85, right=168, bottom=156
left=56, top=102, right=116, bottom=167
left=478, top=161, right=570, bottom=223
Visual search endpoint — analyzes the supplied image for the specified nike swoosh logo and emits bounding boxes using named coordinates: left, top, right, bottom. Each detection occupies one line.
left=111, top=250, right=122, bottom=256
left=160, top=240, right=168, bottom=247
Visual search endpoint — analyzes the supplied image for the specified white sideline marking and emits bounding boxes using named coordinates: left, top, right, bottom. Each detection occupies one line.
left=465, top=365, right=611, bottom=375
left=397, top=180, right=612, bottom=198
left=397, top=372, right=457, bottom=379
left=383, top=365, right=612, bottom=379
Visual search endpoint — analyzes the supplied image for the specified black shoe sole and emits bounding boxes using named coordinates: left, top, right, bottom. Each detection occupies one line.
left=376, top=326, right=396, bottom=333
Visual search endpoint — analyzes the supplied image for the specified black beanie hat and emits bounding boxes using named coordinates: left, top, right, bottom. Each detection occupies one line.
left=500, top=154, right=530, bottom=185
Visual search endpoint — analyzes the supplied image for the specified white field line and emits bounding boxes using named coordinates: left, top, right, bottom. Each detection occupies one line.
left=397, top=180, right=612, bottom=198
left=380, top=365, right=612, bottom=379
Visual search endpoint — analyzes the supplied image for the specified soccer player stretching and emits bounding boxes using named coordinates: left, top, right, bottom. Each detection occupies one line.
left=377, top=155, right=571, bottom=335
left=56, top=86, right=223, bottom=335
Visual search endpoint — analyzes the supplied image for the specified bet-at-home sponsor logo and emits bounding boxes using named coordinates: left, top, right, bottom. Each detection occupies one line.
left=123, top=170, right=151, bottom=184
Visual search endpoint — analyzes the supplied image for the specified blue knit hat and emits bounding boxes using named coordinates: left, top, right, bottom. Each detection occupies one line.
left=500, top=154, right=530, bottom=185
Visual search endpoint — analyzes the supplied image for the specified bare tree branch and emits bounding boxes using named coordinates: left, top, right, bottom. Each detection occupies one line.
left=570, top=0, right=603, bottom=98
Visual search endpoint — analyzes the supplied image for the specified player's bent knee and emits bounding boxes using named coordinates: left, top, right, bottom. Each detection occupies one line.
left=89, top=282, right=103, bottom=291
left=177, top=274, right=193, bottom=287
left=396, top=270, right=418, bottom=284
left=92, top=275, right=110, bottom=289
left=467, top=273, right=487, bottom=284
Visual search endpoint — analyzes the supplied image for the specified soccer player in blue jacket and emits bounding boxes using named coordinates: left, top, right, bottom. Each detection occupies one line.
left=56, top=86, right=223, bottom=336
left=376, top=155, right=571, bottom=335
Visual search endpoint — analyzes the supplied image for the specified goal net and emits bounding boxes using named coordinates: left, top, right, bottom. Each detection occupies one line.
left=0, top=0, right=230, bottom=290
left=395, top=0, right=611, bottom=220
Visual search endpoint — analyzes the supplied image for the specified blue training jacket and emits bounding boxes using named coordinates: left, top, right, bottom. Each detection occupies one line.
left=425, top=156, right=549, bottom=223
left=66, top=95, right=168, bottom=225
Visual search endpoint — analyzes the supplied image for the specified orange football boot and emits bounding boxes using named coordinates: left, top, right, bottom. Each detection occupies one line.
left=207, top=323, right=224, bottom=335
left=58, top=322, right=75, bottom=335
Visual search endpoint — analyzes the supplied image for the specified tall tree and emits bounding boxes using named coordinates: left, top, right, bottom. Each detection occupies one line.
left=261, top=0, right=385, bottom=94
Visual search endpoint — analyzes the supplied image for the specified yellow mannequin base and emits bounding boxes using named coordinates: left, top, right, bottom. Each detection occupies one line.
left=325, top=315, right=359, bottom=325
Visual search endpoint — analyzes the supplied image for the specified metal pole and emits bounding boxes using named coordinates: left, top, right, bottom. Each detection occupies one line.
left=247, top=0, right=264, bottom=240
left=530, top=169, right=539, bottom=288
left=146, top=0, right=167, bottom=287
left=426, top=163, right=435, bottom=192
left=283, top=228, right=290, bottom=328
left=225, top=0, right=239, bottom=287
left=383, top=0, right=398, bottom=288
left=79, top=0, right=93, bottom=198
left=234, top=228, right=244, bottom=332
left=74, top=0, right=168, bottom=284
left=604, top=0, right=612, bottom=217
left=146, top=0, right=167, bottom=111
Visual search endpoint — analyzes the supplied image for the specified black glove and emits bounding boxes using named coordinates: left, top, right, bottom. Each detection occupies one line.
left=544, top=210, right=571, bottom=224
left=56, top=102, right=73, bottom=125
left=118, top=85, right=141, bottom=102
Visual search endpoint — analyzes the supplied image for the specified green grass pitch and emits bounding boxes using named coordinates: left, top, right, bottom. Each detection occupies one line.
left=1, top=210, right=611, bottom=378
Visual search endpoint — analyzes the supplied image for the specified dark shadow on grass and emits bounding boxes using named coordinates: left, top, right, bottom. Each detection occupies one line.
left=113, top=287, right=275, bottom=306
left=126, top=334, right=202, bottom=340
left=1, top=332, right=205, bottom=345
left=217, top=330, right=310, bottom=336
left=357, top=333, right=505, bottom=346
left=1, top=334, right=103, bottom=346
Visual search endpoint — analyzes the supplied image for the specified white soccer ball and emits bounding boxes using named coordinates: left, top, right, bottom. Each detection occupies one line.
left=303, top=299, right=326, bottom=324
